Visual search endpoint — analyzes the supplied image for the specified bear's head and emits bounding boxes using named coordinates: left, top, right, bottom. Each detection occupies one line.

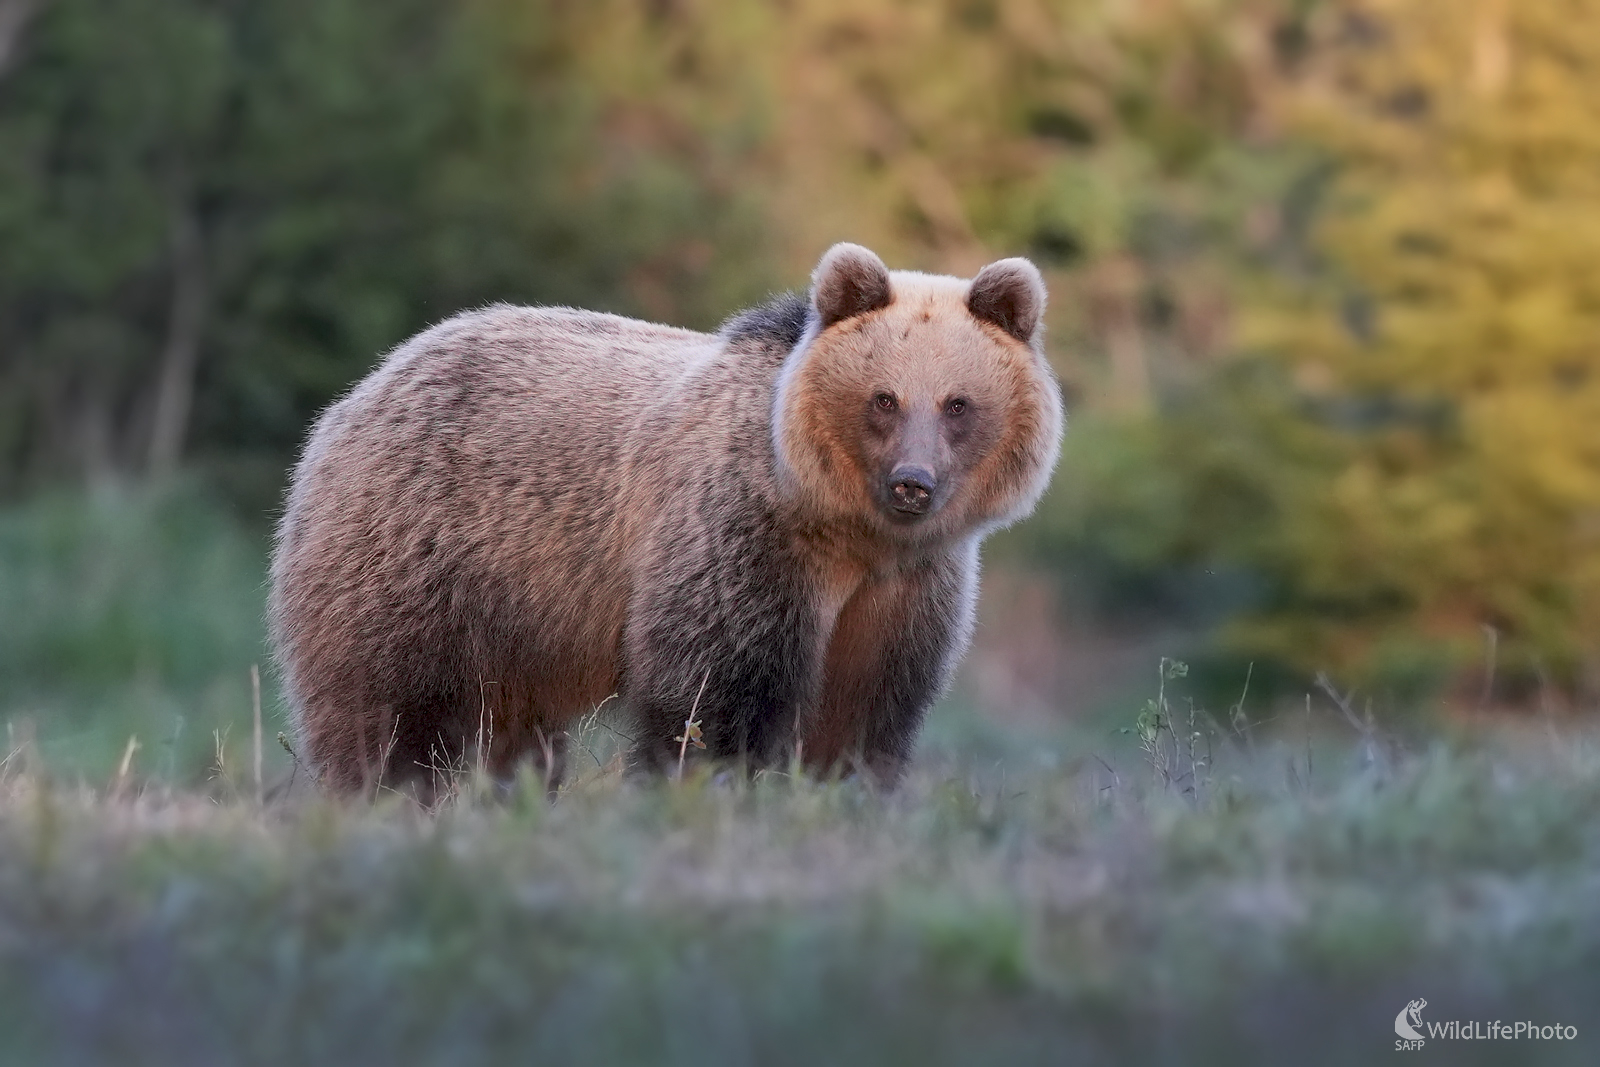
left=773, top=243, right=1064, bottom=546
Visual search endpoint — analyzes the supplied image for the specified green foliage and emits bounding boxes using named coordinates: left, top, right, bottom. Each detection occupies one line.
left=0, top=0, right=770, bottom=492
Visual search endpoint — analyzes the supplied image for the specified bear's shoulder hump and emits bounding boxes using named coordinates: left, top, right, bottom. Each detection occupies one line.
left=718, top=291, right=811, bottom=352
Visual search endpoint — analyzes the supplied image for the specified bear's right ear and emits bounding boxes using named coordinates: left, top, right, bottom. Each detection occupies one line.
left=811, top=243, right=892, bottom=330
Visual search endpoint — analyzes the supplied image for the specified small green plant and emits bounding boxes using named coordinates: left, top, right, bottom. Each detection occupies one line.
left=1124, top=657, right=1215, bottom=802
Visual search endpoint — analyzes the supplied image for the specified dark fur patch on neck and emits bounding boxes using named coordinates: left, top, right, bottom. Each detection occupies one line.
left=719, top=291, right=812, bottom=351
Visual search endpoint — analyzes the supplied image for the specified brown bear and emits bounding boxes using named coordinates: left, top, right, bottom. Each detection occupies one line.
left=269, top=243, right=1062, bottom=794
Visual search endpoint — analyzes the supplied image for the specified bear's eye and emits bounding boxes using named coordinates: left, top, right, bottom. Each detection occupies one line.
left=873, top=393, right=897, bottom=412
left=945, top=397, right=969, bottom=417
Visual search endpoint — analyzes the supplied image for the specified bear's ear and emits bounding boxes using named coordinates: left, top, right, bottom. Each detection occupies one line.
left=811, top=243, right=892, bottom=329
left=967, top=258, right=1046, bottom=344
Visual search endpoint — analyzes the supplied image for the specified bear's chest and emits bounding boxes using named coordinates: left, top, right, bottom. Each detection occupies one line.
left=812, top=555, right=872, bottom=638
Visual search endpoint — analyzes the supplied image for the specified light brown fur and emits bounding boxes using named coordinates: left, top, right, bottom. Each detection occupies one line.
left=269, top=243, right=1062, bottom=794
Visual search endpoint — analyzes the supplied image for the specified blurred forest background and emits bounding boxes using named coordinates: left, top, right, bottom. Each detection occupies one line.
left=1, top=0, right=1597, bottom=778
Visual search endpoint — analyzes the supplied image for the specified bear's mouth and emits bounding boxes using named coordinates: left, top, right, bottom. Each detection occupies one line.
left=886, top=496, right=936, bottom=522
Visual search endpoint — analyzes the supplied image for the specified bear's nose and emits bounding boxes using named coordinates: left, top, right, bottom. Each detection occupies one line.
left=889, top=467, right=935, bottom=515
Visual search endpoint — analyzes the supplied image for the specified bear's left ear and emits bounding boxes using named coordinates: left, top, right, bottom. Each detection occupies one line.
left=812, top=243, right=893, bottom=330
left=967, top=258, right=1046, bottom=344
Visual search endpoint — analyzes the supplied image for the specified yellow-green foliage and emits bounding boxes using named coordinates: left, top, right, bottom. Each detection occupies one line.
left=1237, top=0, right=1600, bottom=692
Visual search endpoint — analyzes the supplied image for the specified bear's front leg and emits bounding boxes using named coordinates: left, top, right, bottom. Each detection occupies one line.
left=621, top=530, right=824, bottom=774
left=802, top=543, right=979, bottom=784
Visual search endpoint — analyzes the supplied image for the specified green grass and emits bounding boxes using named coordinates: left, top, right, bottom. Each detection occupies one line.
left=1, top=734, right=1597, bottom=1066
left=2, top=488, right=1597, bottom=1066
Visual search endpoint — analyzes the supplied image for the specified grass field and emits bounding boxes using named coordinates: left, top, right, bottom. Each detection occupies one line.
left=0, top=485, right=279, bottom=782
left=1, top=489, right=1596, bottom=1066
left=2, top=731, right=1597, bottom=1066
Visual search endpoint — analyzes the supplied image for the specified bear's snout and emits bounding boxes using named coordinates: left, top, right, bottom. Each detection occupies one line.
left=889, top=466, right=936, bottom=516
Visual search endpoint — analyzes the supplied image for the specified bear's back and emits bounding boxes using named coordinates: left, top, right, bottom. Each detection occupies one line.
left=356, top=304, right=716, bottom=446
left=289, top=304, right=719, bottom=524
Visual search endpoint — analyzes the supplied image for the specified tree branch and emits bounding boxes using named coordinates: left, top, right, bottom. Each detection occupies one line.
left=146, top=174, right=207, bottom=478
left=0, top=0, right=38, bottom=80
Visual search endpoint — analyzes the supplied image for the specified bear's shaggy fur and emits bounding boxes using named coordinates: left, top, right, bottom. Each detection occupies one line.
left=269, top=243, right=1063, bottom=793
